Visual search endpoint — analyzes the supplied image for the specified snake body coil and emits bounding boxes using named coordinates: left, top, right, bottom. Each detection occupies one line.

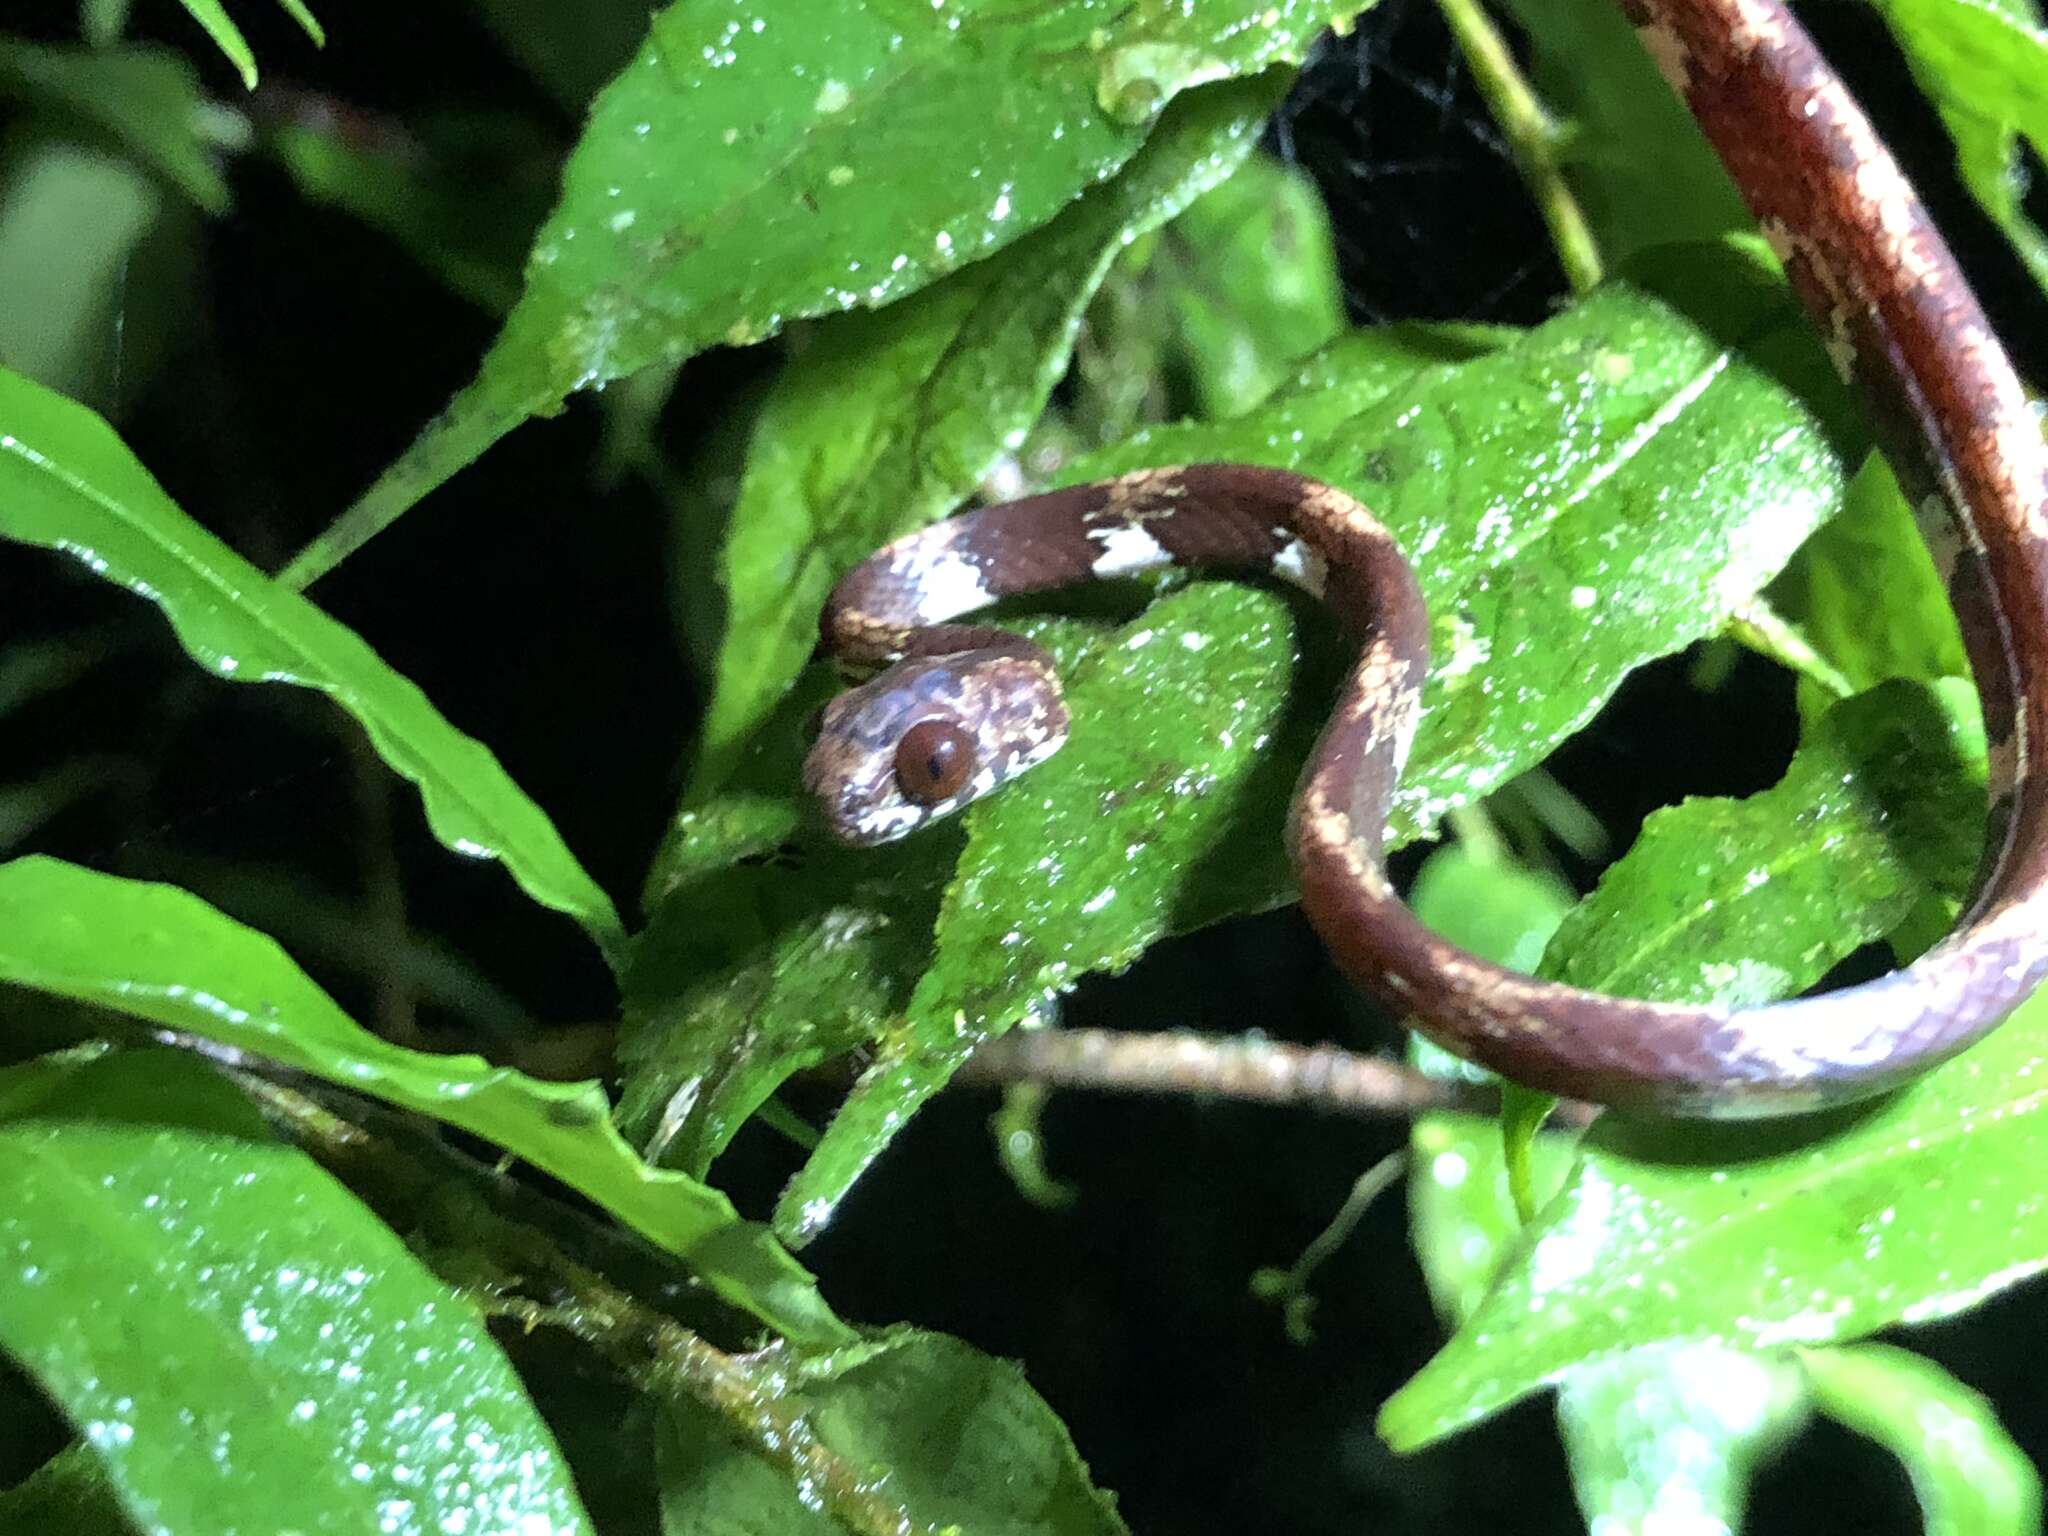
left=805, top=0, right=2048, bottom=1115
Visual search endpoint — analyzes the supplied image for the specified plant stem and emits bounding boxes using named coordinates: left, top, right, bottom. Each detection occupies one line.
left=1251, top=1150, right=1408, bottom=1343
left=958, top=1028, right=1499, bottom=1116
left=1434, top=0, right=1605, bottom=294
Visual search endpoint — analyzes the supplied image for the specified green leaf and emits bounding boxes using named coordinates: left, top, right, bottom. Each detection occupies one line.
left=171, top=0, right=323, bottom=90
left=1541, top=679, right=1986, bottom=1006
left=0, top=1047, right=590, bottom=1534
left=1379, top=716, right=2032, bottom=1447
left=1800, top=1344, right=2043, bottom=1536
left=81, top=0, right=134, bottom=49
left=259, top=109, right=553, bottom=315
left=1560, top=1347, right=1808, bottom=1533
left=681, top=73, right=1289, bottom=801
left=0, top=1445, right=134, bottom=1535
left=1416, top=1084, right=1818, bottom=1536
left=780, top=275, right=1847, bottom=1237
left=0, top=857, right=852, bottom=1349
left=1492, top=0, right=1749, bottom=265
left=1152, top=150, right=1347, bottom=417
left=0, top=39, right=225, bottom=211
left=1777, top=454, right=1970, bottom=716
left=657, top=1330, right=1127, bottom=1536
left=0, top=365, right=625, bottom=962
left=1406, top=841, right=1574, bottom=976
left=1870, top=0, right=2048, bottom=299
left=284, top=0, right=1365, bottom=585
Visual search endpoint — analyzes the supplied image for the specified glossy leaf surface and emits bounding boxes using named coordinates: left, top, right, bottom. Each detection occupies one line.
left=294, top=0, right=1364, bottom=581
left=0, top=1047, right=589, bottom=1534
left=778, top=276, right=1846, bottom=1236
left=0, top=365, right=625, bottom=961
left=1541, top=679, right=1986, bottom=1006
left=1383, top=701, right=2033, bottom=1449
left=0, top=856, right=849, bottom=1349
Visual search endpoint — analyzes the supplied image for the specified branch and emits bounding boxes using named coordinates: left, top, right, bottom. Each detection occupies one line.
left=957, top=1028, right=1500, bottom=1117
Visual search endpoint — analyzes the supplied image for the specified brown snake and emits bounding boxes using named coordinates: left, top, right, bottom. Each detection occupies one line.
left=804, top=0, right=2048, bottom=1116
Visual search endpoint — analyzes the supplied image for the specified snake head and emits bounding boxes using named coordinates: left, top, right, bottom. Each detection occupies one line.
left=803, top=650, right=1070, bottom=846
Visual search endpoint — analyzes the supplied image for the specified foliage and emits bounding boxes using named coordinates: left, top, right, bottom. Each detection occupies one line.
left=0, top=1, right=2043, bottom=1532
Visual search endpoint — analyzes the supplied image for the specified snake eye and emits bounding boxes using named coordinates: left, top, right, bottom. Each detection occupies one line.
left=895, top=718, right=976, bottom=805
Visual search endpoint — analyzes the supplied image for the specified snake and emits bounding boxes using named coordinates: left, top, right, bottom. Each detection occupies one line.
left=802, top=0, right=2048, bottom=1116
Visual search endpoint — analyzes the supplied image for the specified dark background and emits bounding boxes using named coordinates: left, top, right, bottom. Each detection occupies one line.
left=4, top=0, right=2046, bottom=1530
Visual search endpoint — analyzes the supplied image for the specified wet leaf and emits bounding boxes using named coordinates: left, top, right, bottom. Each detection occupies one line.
left=0, top=39, right=225, bottom=210
left=0, top=857, right=851, bottom=1349
left=1800, top=1344, right=2042, bottom=1536
left=1559, top=1346, right=1807, bottom=1532
left=657, top=1329, right=1127, bottom=1536
left=1541, top=679, right=1986, bottom=1006
left=681, top=73, right=1289, bottom=801
left=780, top=276, right=1846, bottom=1236
left=1492, top=0, right=1748, bottom=265
left=1379, top=702, right=2035, bottom=1449
left=1870, top=0, right=2048, bottom=299
left=0, top=1047, right=589, bottom=1534
left=1407, top=868, right=1810, bottom=1536
left=0, top=366, right=625, bottom=962
left=289, top=0, right=1364, bottom=584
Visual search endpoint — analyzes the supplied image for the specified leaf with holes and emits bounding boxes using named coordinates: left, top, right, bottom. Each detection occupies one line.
left=287, top=0, right=1367, bottom=584
left=778, top=275, right=1846, bottom=1238
left=0, top=856, right=850, bottom=1349
left=0, top=366, right=624, bottom=962
left=0, top=1047, right=589, bottom=1534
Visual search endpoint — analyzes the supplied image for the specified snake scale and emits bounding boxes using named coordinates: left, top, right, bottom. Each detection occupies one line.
left=803, top=0, right=2048, bottom=1116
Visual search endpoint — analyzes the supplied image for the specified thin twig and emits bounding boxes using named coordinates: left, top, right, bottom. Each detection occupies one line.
left=956, top=1028, right=1499, bottom=1117
left=1252, top=1150, right=1409, bottom=1342
left=1433, top=0, right=1605, bottom=294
